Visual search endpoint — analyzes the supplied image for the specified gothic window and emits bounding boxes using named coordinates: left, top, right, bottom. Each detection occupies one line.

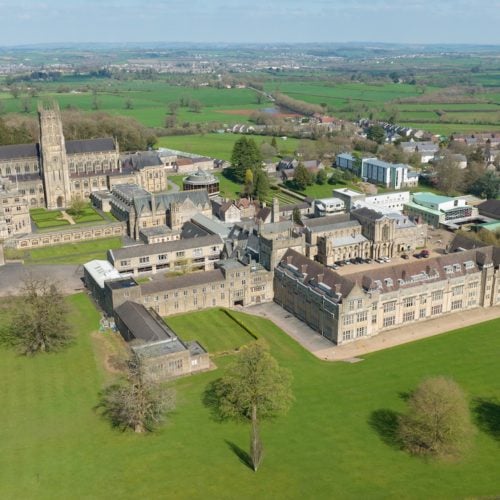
left=382, top=225, right=390, bottom=241
left=15, top=166, right=20, bottom=173
left=25, top=164, right=30, bottom=173
left=75, top=181, right=80, bottom=189
left=92, top=179, right=98, bottom=187
left=6, top=167, right=11, bottom=174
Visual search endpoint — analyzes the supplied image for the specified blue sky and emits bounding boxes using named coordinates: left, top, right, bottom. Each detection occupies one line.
left=0, top=0, right=499, bottom=46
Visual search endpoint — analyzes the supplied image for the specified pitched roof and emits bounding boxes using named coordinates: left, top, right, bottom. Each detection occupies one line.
left=477, top=199, right=500, bottom=218
left=114, top=301, right=176, bottom=343
left=0, top=143, right=39, bottom=160
left=65, top=138, right=116, bottom=154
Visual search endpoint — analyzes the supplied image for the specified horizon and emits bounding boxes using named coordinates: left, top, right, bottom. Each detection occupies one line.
left=1, top=0, right=499, bottom=46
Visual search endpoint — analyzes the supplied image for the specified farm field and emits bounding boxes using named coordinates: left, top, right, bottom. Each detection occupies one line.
left=1, top=298, right=500, bottom=499
left=265, top=81, right=500, bottom=135
left=0, top=79, right=267, bottom=128
left=157, top=133, right=301, bottom=160
left=4, top=236, right=123, bottom=264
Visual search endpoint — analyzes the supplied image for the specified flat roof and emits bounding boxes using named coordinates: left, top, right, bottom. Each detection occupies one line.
left=84, top=260, right=122, bottom=288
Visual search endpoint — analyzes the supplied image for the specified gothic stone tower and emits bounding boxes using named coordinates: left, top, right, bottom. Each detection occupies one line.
left=39, top=103, right=72, bottom=209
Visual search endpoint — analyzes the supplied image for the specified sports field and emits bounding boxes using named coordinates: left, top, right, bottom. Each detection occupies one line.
left=1, top=295, right=499, bottom=499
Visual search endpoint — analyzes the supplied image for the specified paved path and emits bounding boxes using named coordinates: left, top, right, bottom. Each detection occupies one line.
left=0, top=263, right=85, bottom=296
left=245, top=302, right=500, bottom=362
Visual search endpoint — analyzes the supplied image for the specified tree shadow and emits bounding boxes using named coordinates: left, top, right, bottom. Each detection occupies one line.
left=202, top=378, right=227, bottom=423
left=473, top=397, right=500, bottom=441
left=225, top=440, right=254, bottom=470
left=368, top=409, right=401, bottom=449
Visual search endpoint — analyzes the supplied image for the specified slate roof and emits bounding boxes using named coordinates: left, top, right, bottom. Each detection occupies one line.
left=279, top=246, right=500, bottom=300
left=114, top=301, right=176, bottom=343
left=181, top=221, right=210, bottom=239
left=477, top=199, right=500, bottom=219
left=65, top=138, right=116, bottom=155
left=122, top=151, right=162, bottom=170
left=0, top=143, right=39, bottom=160
left=351, top=207, right=385, bottom=221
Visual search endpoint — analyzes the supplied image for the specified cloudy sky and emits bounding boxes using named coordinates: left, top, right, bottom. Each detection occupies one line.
left=0, top=0, right=499, bottom=46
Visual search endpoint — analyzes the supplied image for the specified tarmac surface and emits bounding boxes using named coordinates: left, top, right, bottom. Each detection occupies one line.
left=0, top=262, right=85, bottom=296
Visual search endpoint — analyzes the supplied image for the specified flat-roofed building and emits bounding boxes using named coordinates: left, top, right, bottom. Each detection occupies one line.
left=108, top=233, right=224, bottom=276
left=404, top=192, right=479, bottom=228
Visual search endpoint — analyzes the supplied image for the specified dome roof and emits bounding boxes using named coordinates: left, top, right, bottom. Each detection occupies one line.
left=184, top=168, right=218, bottom=185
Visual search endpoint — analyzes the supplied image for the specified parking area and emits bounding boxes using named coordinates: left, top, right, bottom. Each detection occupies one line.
left=0, top=263, right=85, bottom=296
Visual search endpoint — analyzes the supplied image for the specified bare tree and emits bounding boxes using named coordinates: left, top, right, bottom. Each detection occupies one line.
left=398, top=377, right=474, bottom=458
left=98, top=354, right=175, bottom=433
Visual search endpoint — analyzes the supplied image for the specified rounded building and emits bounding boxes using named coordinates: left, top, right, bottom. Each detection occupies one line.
left=183, top=168, right=219, bottom=196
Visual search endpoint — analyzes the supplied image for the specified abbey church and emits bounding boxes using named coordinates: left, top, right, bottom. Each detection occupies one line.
left=0, top=103, right=167, bottom=211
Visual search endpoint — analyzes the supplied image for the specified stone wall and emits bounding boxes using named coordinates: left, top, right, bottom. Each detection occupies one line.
left=5, top=221, right=125, bottom=249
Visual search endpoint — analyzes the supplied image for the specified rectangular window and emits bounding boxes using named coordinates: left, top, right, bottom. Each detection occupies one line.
left=452, top=286, right=464, bottom=297
left=176, top=251, right=185, bottom=258
left=342, top=330, right=352, bottom=341
left=383, top=301, right=396, bottom=313
left=451, top=300, right=462, bottom=310
left=344, top=314, right=355, bottom=326
left=431, top=290, right=443, bottom=301
left=357, top=311, right=368, bottom=322
left=356, top=326, right=367, bottom=338
left=403, top=311, right=415, bottom=322
left=403, top=297, right=415, bottom=308
left=383, top=316, right=395, bottom=327
left=158, top=254, right=167, bottom=261
left=468, top=281, right=479, bottom=289
left=372, top=314, right=377, bottom=324
left=420, top=294, right=427, bottom=304
left=419, top=308, right=426, bottom=318
left=431, top=304, right=442, bottom=315
left=372, top=302, right=377, bottom=311
left=139, top=256, right=150, bottom=264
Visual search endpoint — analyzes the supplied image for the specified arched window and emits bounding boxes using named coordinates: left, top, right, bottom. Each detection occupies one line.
left=6, top=167, right=11, bottom=175
left=382, top=225, right=390, bottom=241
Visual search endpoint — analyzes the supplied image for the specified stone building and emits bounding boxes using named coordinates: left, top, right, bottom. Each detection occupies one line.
left=0, top=103, right=169, bottom=217
left=109, top=184, right=212, bottom=239
left=0, top=183, right=31, bottom=238
left=114, top=301, right=209, bottom=381
left=87, top=257, right=273, bottom=317
left=108, top=234, right=223, bottom=276
left=274, top=246, right=500, bottom=345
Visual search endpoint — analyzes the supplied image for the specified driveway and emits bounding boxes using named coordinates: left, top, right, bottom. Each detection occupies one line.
left=245, top=301, right=500, bottom=362
left=0, top=262, right=85, bottom=296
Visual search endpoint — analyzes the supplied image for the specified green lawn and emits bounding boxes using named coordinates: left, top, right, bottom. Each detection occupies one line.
left=4, top=236, right=123, bottom=264
left=157, top=133, right=300, bottom=161
left=166, top=308, right=255, bottom=354
left=1, top=297, right=500, bottom=499
left=30, top=209, right=70, bottom=229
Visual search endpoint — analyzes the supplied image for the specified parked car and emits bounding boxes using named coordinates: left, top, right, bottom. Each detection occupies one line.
left=413, top=253, right=423, bottom=259
left=421, top=249, right=430, bottom=258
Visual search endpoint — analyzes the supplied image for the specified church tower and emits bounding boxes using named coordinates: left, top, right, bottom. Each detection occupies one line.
left=39, top=102, right=72, bottom=209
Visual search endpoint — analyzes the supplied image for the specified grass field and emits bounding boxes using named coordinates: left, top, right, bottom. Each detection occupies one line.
left=0, top=80, right=266, bottom=128
left=166, top=308, right=255, bottom=354
left=30, top=208, right=70, bottom=229
left=4, top=236, right=123, bottom=264
left=157, top=133, right=301, bottom=161
left=1, top=296, right=499, bottom=499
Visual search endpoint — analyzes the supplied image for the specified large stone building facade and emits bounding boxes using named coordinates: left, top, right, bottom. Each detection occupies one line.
left=274, top=246, right=500, bottom=345
left=0, top=103, right=166, bottom=214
